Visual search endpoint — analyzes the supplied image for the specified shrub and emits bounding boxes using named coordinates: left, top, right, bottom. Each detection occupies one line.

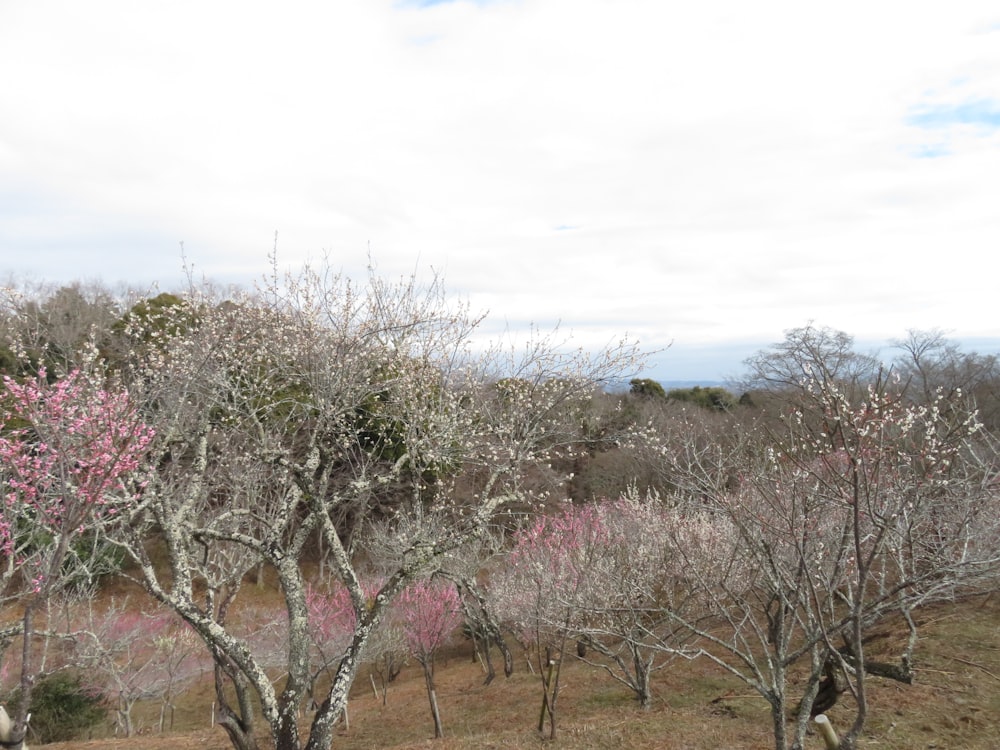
left=666, top=385, right=736, bottom=411
left=7, top=672, right=108, bottom=743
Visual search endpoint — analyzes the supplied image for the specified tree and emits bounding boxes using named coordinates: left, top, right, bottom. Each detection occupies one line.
left=304, top=577, right=408, bottom=715
left=629, top=378, right=667, bottom=400
left=738, top=324, right=878, bottom=400
left=567, top=494, right=694, bottom=710
left=434, top=528, right=513, bottom=686
left=0, top=367, right=154, bottom=748
left=649, top=368, right=1000, bottom=750
left=490, top=503, right=609, bottom=738
left=304, top=582, right=358, bottom=711
left=0, top=282, right=127, bottom=379
left=666, top=385, right=737, bottom=412
left=73, top=600, right=206, bottom=736
left=892, top=329, right=1000, bottom=431
left=107, top=260, right=644, bottom=750
left=397, top=579, right=462, bottom=739
left=492, top=495, right=699, bottom=714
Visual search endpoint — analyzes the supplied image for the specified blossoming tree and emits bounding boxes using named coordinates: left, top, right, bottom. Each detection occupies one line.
left=651, top=366, right=1000, bottom=750
left=0, top=367, right=154, bottom=747
left=397, top=579, right=462, bottom=739
left=108, top=261, right=644, bottom=750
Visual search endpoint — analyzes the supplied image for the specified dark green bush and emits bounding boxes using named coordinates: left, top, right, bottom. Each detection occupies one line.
left=666, top=385, right=737, bottom=411
left=629, top=378, right=668, bottom=400
left=8, top=671, right=107, bottom=743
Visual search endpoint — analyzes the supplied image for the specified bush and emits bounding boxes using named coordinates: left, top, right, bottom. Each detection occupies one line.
left=629, top=378, right=667, bottom=400
left=7, top=672, right=107, bottom=743
left=666, top=385, right=737, bottom=411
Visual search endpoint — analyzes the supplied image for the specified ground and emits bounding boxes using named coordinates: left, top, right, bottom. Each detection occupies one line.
left=36, top=594, right=1000, bottom=749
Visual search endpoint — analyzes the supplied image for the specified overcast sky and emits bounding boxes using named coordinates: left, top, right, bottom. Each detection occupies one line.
left=2, top=1, right=999, bottom=382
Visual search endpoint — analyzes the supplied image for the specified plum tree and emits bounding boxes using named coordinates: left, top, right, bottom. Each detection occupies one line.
left=397, top=579, right=462, bottom=738
left=0, top=367, right=153, bottom=748
left=105, top=260, right=644, bottom=750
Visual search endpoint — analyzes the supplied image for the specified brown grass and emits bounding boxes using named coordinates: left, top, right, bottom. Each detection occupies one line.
left=37, top=594, right=1000, bottom=750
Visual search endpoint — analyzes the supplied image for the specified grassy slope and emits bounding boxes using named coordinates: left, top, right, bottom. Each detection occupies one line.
left=38, top=594, right=1000, bottom=749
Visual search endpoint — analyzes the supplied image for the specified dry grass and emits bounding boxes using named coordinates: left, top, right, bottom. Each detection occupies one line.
left=37, top=594, right=1000, bottom=749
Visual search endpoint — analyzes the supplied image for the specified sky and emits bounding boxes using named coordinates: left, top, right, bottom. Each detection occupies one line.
left=2, top=0, right=1000, bottom=383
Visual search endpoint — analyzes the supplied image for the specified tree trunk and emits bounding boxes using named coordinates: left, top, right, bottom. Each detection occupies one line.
left=632, top=644, right=653, bottom=710
left=8, top=603, right=38, bottom=750
left=214, top=661, right=260, bottom=750
left=769, top=697, right=788, bottom=750
left=478, top=633, right=497, bottom=685
left=219, top=720, right=259, bottom=750
left=496, top=629, right=514, bottom=679
left=421, top=661, right=444, bottom=739
left=303, top=622, right=372, bottom=750
left=455, top=577, right=513, bottom=681
left=537, top=642, right=565, bottom=741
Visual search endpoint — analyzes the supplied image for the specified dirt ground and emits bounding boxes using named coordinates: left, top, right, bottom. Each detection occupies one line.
left=40, top=728, right=234, bottom=749
left=33, top=595, right=1000, bottom=750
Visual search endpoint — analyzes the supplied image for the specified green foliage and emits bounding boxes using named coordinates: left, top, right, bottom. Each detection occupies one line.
left=110, top=292, right=192, bottom=354
left=355, top=388, right=410, bottom=464
left=7, top=672, right=108, bottom=743
left=666, top=385, right=737, bottom=412
left=213, top=356, right=316, bottom=429
left=116, top=292, right=187, bottom=334
left=65, top=532, right=127, bottom=587
left=103, top=292, right=193, bottom=375
left=0, top=343, right=19, bottom=378
left=353, top=359, right=462, bottom=485
left=0, top=341, right=45, bottom=382
left=629, top=378, right=667, bottom=400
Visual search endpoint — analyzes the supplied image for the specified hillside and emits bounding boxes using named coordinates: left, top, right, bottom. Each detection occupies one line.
left=37, top=594, right=1000, bottom=750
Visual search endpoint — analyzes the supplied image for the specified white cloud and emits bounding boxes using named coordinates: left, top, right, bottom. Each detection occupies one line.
left=2, top=0, right=1000, bottom=380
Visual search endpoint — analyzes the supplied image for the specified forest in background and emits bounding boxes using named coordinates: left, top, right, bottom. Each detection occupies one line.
left=1, top=268, right=999, bottom=750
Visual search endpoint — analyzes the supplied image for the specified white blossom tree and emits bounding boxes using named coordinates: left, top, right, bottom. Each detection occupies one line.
left=110, top=260, right=644, bottom=750
left=650, top=367, right=1000, bottom=750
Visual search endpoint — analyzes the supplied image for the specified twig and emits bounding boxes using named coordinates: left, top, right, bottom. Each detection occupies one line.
left=711, top=693, right=763, bottom=702
left=948, top=655, right=1000, bottom=682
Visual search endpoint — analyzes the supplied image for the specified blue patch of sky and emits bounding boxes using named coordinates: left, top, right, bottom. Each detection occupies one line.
left=909, top=143, right=951, bottom=159
left=906, top=99, right=1000, bottom=130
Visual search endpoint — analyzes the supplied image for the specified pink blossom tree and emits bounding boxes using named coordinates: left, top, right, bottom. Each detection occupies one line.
left=566, top=494, right=723, bottom=711
left=490, top=496, right=712, bottom=724
left=396, top=579, right=462, bottom=739
left=305, top=583, right=355, bottom=702
left=490, top=503, right=611, bottom=739
left=0, top=367, right=153, bottom=745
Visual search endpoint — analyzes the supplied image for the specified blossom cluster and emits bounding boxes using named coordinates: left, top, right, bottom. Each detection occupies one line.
left=0, top=368, right=154, bottom=576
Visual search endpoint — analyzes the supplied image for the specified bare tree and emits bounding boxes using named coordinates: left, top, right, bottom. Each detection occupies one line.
left=73, top=599, right=206, bottom=737
left=0, top=281, right=133, bottom=377
left=892, top=328, right=1000, bottom=430
left=737, top=324, right=879, bottom=403
left=489, top=505, right=604, bottom=739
